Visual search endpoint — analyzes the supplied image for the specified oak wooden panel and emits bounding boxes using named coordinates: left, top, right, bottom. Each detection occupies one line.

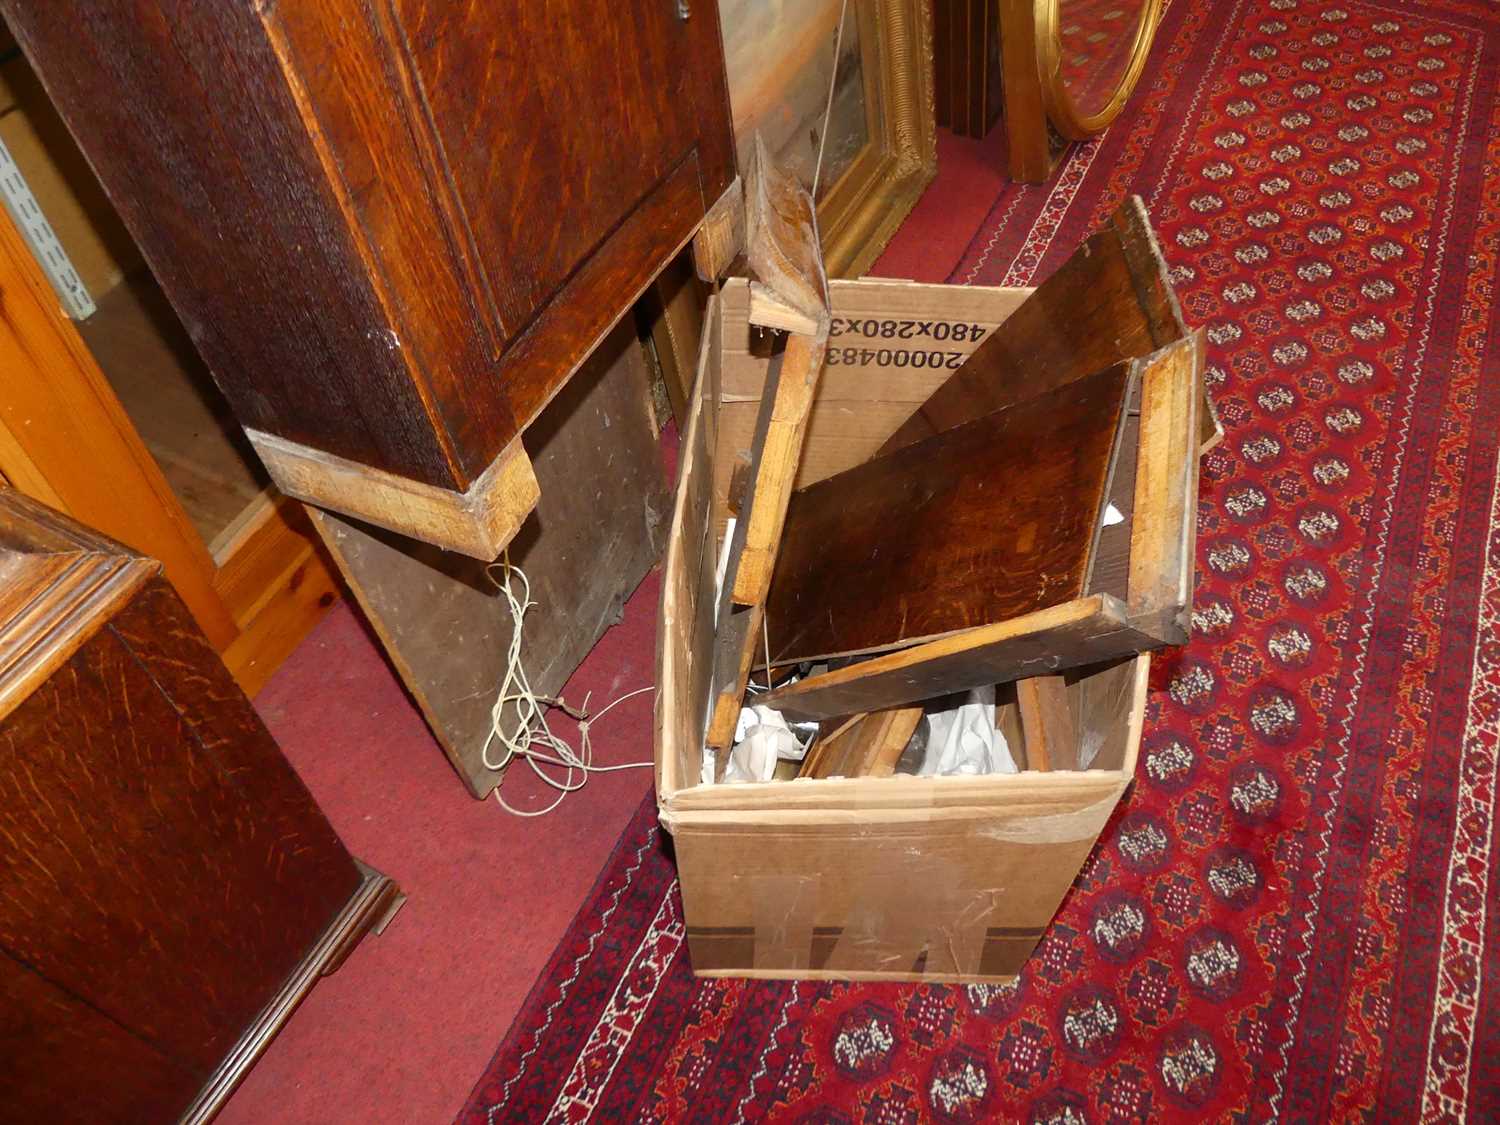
left=766, top=362, right=1131, bottom=664
left=877, top=197, right=1202, bottom=455
left=313, top=325, right=669, bottom=798
left=0, top=952, right=195, bottom=1125
left=0, top=577, right=358, bottom=1070
left=0, top=489, right=368, bottom=1118
left=2, top=1, right=459, bottom=484
left=3, top=0, right=736, bottom=540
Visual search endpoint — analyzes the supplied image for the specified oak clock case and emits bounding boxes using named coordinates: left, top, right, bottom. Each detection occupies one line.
left=0, top=0, right=739, bottom=560
left=1001, top=0, right=1162, bottom=181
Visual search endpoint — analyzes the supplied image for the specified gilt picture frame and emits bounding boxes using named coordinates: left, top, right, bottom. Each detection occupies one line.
left=719, top=0, right=937, bottom=278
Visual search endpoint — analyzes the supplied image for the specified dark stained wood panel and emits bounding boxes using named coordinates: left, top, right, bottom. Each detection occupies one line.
left=0, top=578, right=358, bottom=1071
left=0, top=952, right=197, bottom=1125
left=765, top=362, right=1132, bottom=664
left=396, top=0, right=735, bottom=336
left=0, top=488, right=389, bottom=1121
left=877, top=197, right=1188, bottom=456
left=2, top=0, right=737, bottom=532
left=1, top=0, right=465, bottom=485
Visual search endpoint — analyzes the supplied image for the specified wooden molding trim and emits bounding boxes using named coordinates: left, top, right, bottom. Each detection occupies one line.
left=0, top=489, right=159, bottom=723
left=178, top=862, right=404, bottom=1125
left=247, top=428, right=540, bottom=561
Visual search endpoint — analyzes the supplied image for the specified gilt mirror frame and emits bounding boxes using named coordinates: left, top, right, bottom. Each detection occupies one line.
left=1035, top=0, right=1162, bottom=140
left=1000, top=0, right=1162, bottom=180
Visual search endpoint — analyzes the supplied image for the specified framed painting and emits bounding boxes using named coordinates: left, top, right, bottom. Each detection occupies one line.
left=719, top=0, right=937, bottom=277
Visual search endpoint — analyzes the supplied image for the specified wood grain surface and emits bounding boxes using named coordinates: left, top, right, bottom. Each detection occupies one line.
left=0, top=951, right=196, bottom=1125
left=3, top=0, right=734, bottom=526
left=1016, top=674, right=1075, bottom=771
left=760, top=594, right=1158, bottom=721
left=765, top=361, right=1131, bottom=664
left=704, top=143, right=830, bottom=749
left=876, top=197, right=1199, bottom=454
left=800, top=707, right=923, bottom=779
left=0, top=490, right=368, bottom=1118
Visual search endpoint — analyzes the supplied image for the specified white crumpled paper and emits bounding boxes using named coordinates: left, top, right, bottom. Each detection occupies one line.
left=918, top=685, right=1017, bottom=776
left=721, top=703, right=809, bottom=783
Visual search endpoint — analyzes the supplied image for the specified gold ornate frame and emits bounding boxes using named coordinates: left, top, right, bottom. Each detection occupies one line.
left=815, top=0, right=939, bottom=277
left=1002, top=0, right=1162, bottom=180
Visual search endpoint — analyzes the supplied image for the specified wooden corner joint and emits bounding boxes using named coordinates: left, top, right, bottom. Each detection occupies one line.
left=246, top=429, right=540, bottom=560
left=692, top=176, right=745, bottom=282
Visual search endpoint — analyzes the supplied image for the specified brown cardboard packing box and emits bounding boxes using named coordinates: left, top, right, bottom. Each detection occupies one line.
left=655, top=277, right=1195, bottom=982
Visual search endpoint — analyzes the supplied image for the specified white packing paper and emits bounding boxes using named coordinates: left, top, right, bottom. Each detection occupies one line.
left=722, top=703, right=808, bottom=783
left=918, top=685, right=1017, bottom=776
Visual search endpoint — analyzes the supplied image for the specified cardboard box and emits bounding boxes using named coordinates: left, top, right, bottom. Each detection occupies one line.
left=655, top=277, right=1169, bottom=982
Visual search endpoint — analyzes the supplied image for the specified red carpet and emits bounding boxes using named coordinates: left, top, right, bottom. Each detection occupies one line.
left=461, top=0, right=1500, bottom=1120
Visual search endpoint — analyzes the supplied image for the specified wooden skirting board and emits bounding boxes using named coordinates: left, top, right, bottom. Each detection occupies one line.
left=215, top=493, right=343, bottom=698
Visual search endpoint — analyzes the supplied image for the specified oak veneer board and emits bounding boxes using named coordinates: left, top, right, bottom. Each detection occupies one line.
left=312, top=324, right=669, bottom=798
left=4, top=0, right=735, bottom=556
left=761, top=335, right=1203, bottom=721
left=0, top=488, right=396, bottom=1123
left=704, top=138, right=831, bottom=750
left=765, top=361, right=1132, bottom=666
left=878, top=196, right=1221, bottom=457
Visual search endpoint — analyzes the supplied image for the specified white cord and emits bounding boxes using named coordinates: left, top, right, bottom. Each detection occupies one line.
left=482, top=551, right=655, bottom=817
left=811, top=0, right=852, bottom=204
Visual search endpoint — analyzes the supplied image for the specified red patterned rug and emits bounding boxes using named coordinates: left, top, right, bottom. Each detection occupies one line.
left=462, top=0, right=1500, bottom=1119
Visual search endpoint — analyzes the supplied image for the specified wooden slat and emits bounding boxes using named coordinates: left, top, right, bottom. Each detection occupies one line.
left=704, top=138, right=830, bottom=750
left=1126, top=333, right=1203, bottom=637
left=760, top=595, right=1159, bottom=722
left=876, top=197, right=1219, bottom=455
left=765, top=362, right=1132, bottom=665
left=729, top=332, right=828, bottom=604
left=1016, top=675, right=1075, bottom=772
